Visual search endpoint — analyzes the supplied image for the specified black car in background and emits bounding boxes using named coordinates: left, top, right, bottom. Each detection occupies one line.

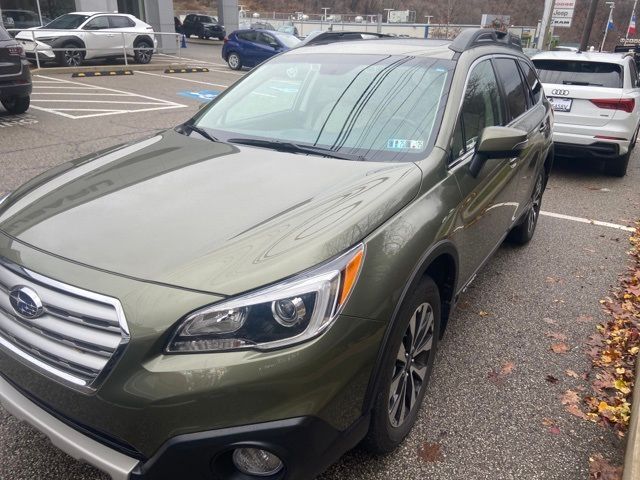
left=181, top=14, right=225, bottom=40
left=0, top=24, right=31, bottom=114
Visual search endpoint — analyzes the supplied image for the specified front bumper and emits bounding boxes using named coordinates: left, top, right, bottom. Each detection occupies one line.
left=0, top=373, right=369, bottom=480
left=0, top=375, right=139, bottom=480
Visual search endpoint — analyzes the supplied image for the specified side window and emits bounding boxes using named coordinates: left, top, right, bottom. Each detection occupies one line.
left=494, top=58, right=528, bottom=120
left=84, top=16, right=110, bottom=30
left=450, top=60, right=505, bottom=160
left=238, top=31, right=257, bottom=42
left=258, top=32, right=278, bottom=47
left=109, top=16, right=134, bottom=28
left=185, top=14, right=195, bottom=23
left=519, top=60, right=542, bottom=105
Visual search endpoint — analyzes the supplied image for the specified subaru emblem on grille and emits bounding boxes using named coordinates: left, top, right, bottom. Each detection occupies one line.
left=9, top=286, right=44, bottom=319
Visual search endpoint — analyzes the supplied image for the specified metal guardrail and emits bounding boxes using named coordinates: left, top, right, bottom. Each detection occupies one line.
left=7, top=29, right=183, bottom=69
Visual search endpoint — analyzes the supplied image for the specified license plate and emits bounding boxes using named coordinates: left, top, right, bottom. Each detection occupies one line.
left=549, top=97, right=572, bottom=112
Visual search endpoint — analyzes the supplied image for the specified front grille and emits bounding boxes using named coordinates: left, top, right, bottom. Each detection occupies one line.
left=0, top=259, right=129, bottom=392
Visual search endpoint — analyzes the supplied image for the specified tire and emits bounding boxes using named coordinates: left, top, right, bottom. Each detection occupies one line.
left=56, top=42, right=84, bottom=67
left=507, top=169, right=546, bottom=245
left=133, top=40, right=153, bottom=64
left=1, top=96, right=30, bottom=114
left=363, top=276, right=440, bottom=454
left=605, top=152, right=630, bottom=177
left=227, top=52, right=242, bottom=70
left=217, top=35, right=225, bottom=41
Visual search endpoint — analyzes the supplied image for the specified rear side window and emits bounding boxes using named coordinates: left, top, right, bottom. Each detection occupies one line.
left=519, top=60, right=542, bottom=104
left=109, top=16, right=134, bottom=28
left=533, top=59, right=623, bottom=88
left=494, top=58, right=528, bottom=120
left=237, top=31, right=257, bottom=42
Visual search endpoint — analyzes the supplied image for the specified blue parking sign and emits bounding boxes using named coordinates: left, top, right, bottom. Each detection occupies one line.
left=178, top=90, right=221, bottom=103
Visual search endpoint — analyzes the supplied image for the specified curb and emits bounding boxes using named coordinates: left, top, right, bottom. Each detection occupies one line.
left=186, top=38, right=224, bottom=46
left=623, top=353, right=640, bottom=479
left=31, top=63, right=190, bottom=75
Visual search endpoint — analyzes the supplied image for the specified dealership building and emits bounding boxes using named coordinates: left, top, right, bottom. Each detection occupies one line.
left=0, top=0, right=239, bottom=45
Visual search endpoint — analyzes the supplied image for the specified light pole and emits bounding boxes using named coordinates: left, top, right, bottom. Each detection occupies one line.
left=600, top=1, right=615, bottom=51
left=384, top=9, right=394, bottom=23
left=537, top=0, right=555, bottom=50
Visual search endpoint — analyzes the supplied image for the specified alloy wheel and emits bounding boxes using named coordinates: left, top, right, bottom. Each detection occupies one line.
left=527, top=173, right=544, bottom=234
left=64, top=49, right=82, bottom=66
left=388, top=302, right=435, bottom=428
left=137, top=47, right=152, bottom=63
left=229, top=54, right=239, bottom=69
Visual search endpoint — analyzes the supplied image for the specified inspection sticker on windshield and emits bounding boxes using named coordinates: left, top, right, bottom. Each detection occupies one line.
left=387, top=139, right=424, bottom=150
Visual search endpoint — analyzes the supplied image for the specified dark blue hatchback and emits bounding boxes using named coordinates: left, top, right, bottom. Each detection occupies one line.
left=222, top=29, right=301, bottom=70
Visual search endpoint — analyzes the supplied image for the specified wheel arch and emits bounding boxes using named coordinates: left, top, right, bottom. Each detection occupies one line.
left=51, top=35, right=86, bottom=49
left=133, top=34, right=154, bottom=47
left=361, top=240, right=459, bottom=414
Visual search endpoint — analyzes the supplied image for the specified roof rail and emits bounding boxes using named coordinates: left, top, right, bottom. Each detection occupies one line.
left=449, top=28, right=522, bottom=53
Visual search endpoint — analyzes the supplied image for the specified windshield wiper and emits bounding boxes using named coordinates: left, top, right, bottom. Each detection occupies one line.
left=177, top=123, right=220, bottom=143
left=227, top=138, right=366, bottom=161
left=562, top=80, right=604, bottom=86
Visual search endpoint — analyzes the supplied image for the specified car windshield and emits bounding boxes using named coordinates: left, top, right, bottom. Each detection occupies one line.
left=44, top=13, right=90, bottom=29
left=533, top=59, right=623, bottom=88
left=194, top=54, right=454, bottom=162
left=274, top=32, right=300, bottom=48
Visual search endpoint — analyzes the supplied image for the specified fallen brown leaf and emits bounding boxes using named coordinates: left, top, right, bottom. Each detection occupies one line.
left=589, top=453, right=622, bottom=480
left=417, top=442, right=443, bottom=463
left=545, top=375, right=559, bottom=384
left=546, top=331, right=568, bottom=342
left=551, top=343, right=569, bottom=354
left=561, top=390, right=580, bottom=405
left=565, top=369, right=580, bottom=379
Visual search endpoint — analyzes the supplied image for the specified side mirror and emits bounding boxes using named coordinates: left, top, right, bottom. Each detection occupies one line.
left=469, top=126, right=528, bottom=177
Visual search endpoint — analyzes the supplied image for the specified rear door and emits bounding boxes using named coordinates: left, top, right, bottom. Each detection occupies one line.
left=0, top=26, right=22, bottom=78
left=533, top=58, right=625, bottom=127
left=494, top=57, right=547, bottom=221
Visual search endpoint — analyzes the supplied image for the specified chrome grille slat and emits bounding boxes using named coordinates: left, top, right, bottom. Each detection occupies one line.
left=0, top=259, right=129, bottom=392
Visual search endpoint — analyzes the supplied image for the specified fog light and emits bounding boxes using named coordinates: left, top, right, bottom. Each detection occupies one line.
left=232, top=448, right=283, bottom=476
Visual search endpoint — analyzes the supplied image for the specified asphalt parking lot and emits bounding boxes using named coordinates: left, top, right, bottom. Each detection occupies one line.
left=0, top=57, right=639, bottom=480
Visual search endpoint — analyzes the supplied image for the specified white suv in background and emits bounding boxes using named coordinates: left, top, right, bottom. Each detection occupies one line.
left=15, top=12, right=156, bottom=67
left=532, top=51, right=640, bottom=176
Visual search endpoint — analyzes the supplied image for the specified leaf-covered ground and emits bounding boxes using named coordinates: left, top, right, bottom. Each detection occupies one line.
left=565, top=222, right=640, bottom=478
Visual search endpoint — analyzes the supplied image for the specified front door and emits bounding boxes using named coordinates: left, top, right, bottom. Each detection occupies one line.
left=449, top=59, right=521, bottom=283
left=81, top=15, right=116, bottom=58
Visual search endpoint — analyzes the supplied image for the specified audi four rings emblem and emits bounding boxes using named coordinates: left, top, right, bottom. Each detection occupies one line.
left=551, top=89, right=570, bottom=96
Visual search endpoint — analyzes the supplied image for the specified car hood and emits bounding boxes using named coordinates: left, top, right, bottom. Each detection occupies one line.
left=16, top=29, right=70, bottom=40
left=0, top=130, right=422, bottom=296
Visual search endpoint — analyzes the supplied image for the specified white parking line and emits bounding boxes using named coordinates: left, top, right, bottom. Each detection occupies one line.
left=30, top=74, right=186, bottom=119
left=137, top=70, right=231, bottom=88
left=540, top=211, right=636, bottom=232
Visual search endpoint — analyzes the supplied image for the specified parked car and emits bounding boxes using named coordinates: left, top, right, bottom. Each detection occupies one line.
left=277, top=24, right=299, bottom=36
left=15, top=12, right=156, bottom=67
left=222, top=29, right=300, bottom=69
left=0, top=29, right=553, bottom=480
left=181, top=13, right=225, bottom=40
left=297, top=30, right=391, bottom=47
left=532, top=50, right=640, bottom=176
left=0, top=24, right=31, bottom=114
left=250, top=21, right=276, bottom=31
left=174, top=16, right=183, bottom=34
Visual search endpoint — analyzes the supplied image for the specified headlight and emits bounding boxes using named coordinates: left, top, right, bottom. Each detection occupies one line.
left=166, top=244, right=364, bottom=353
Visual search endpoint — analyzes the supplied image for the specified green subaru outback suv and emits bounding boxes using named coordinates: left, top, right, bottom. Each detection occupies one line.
left=0, top=29, right=553, bottom=479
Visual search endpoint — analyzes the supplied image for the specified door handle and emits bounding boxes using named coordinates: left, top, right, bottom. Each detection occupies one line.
left=539, top=123, right=547, bottom=133
left=509, top=157, right=518, bottom=168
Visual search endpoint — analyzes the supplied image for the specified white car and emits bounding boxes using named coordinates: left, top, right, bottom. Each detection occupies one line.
left=16, top=12, right=156, bottom=67
left=532, top=51, right=640, bottom=176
